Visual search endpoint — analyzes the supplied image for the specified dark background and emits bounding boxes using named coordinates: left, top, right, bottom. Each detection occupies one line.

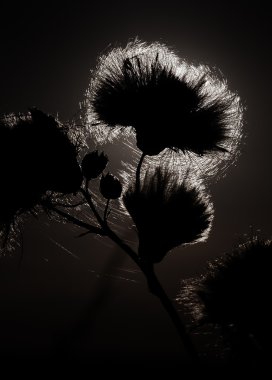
left=0, top=0, right=271, bottom=367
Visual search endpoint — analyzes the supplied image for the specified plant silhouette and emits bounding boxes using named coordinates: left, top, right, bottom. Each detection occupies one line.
left=89, top=40, right=242, bottom=157
left=179, top=237, right=272, bottom=368
left=0, top=39, right=244, bottom=364
left=123, top=167, right=213, bottom=263
left=0, top=108, right=83, bottom=249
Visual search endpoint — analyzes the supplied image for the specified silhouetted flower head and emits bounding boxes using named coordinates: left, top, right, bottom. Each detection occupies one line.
left=0, top=108, right=82, bottom=250
left=100, top=173, right=122, bottom=199
left=88, top=40, right=242, bottom=157
left=179, top=238, right=272, bottom=354
left=123, top=167, right=213, bottom=263
left=81, top=150, right=108, bottom=179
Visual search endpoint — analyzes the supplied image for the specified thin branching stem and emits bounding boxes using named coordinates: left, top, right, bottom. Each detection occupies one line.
left=143, top=262, right=200, bottom=362
left=51, top=200, right=86, bottom=208
left=80, top=186, right=105, bottom=227
left=80, top=187, right=140, bottom=265
left=42, top=201, right=105, bottom=236
left=104, top=198, right=110, bottom=222
left=79, top=185, right=199, bottom=363
left=136, top=153, right=145, bottom=192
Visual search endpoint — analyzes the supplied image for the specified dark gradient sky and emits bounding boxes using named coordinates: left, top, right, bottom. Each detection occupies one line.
left=0, top=0, right=271, bottom=364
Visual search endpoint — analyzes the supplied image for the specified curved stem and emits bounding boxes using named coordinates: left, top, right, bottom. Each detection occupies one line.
left=136, top=153, right=145, bottom=192
left=80, top=187, right=140, bottom=266
left=143, top=263, right=199, bottom=362
left=80, top=186, right=104, bottom=227
left=51, top=201, right=86, bottom=208
left=104, top=199, right=110, bottom=222
left=43, top=202, right=105, bottom=236
left=79, top=187, right=199, bottom=362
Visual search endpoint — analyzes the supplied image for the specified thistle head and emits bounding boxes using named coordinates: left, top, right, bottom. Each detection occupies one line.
left=0, top=108, right=83, bottom=251
left=123, top=167, right=213, bottom=263
left=88, top=40, right=243, bottom=158
left=179, top=238, right=272, bottom=354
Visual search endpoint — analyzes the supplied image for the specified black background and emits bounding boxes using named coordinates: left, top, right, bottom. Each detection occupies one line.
left=0, top=0, right=271, bottom=367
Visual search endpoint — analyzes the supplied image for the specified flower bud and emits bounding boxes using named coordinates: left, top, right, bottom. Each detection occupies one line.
left=100, top=173, right=122, bottom=199
left=82, top=150, right=108, bottom=179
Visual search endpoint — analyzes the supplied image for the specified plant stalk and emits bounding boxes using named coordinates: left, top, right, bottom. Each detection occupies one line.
left=143, top=262, right=199, bottom=362
left=80, top=187, right=199, bottom=362
left=136, top=153, right=145, bottom=192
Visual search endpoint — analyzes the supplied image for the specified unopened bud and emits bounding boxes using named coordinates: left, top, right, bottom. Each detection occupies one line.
left=82, top=150, right=108, bottom=180
left=100, top=173, right=122, bottom=199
